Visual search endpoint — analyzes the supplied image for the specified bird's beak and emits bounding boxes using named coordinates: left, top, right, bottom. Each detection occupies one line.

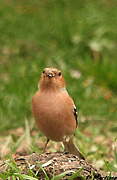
left=46, top=73, right=54, bottom=78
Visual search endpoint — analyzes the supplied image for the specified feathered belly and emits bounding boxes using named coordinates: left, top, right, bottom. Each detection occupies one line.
left=35, top=106, right=67, bottom=141
left=32, top=92, right=76, bottom=141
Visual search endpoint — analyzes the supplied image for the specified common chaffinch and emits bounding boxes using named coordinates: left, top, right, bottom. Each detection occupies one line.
left=32, top=67, right=84, bottom=159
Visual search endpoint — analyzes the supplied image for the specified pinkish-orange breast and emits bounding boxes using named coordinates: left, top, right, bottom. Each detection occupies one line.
left=32, top=91, right=76, bottom=141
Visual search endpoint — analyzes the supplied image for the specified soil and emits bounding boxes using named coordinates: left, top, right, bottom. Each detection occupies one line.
left=0, top=152, right=108, bottom=180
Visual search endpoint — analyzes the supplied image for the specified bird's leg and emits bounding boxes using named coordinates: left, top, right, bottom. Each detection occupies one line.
left=43, top=138, right=50, bottom=153
left=63, top=136, right=70, bottom=154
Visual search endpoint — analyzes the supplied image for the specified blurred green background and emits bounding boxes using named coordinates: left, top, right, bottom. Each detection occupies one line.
left=0, top=0, right=117, bottom=171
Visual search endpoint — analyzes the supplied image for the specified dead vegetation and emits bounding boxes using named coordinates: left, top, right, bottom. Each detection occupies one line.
left=0, top=152, right=105, bottom=180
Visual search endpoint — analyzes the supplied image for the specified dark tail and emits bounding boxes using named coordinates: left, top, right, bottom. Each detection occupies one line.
left=63, top=138, right=85, bottom=160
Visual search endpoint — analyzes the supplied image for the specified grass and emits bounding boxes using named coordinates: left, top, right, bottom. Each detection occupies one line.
left=0, top=158, right=84, bottom=180
left=0, top=0, right=117, bottom=178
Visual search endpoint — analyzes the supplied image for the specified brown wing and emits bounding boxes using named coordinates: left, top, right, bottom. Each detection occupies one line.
left=73, top=105, right=78, bottom=127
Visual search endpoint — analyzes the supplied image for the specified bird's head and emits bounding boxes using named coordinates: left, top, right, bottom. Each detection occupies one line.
left=39, top=67, right=65, bottom=91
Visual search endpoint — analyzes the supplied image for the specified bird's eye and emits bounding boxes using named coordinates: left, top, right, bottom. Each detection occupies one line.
left=43, top=70, right=45, bottom=74
left=58, top=72, right=61, bottom=76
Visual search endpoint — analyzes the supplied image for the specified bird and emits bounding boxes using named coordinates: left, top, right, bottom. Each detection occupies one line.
left=32, top=67, right=85, bottom=159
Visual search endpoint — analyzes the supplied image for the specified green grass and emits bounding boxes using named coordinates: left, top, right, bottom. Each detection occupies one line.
left=0, top=0, right=117, bottom=178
